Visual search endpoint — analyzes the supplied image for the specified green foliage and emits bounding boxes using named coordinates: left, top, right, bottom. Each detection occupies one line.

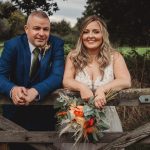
left=64, top=44, right=72, bottom=56
left=0, top=41, right=3, bottom=51
left=51, top=20, right=78, bottom=55
left=0, top=1, right=17, bottom=19
left=119, top=47, right=150, bottom=56
left=11, top=0, right=59, bottom=16
left=0, top=18, right=11, bottom=40
left=0, top=2, right=25, bottom=40
left=51, top=20, right=72, bottom=37
left=123, top=48, right=150, bottom=88
left=8, top=10, right=26, bottom=37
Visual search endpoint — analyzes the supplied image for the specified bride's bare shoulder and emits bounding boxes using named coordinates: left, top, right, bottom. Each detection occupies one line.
left=111, top=50, right=124, bottom=60
left=67, top=49, right=77, bottom=58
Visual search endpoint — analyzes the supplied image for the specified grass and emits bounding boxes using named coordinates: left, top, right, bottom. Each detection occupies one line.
left=0, top=41, right=4, bottom=46
left=118, top=47, right=150, bottom=55
left=0, top=48, right=3, bottom=54
left=0, top=41, right=4, bottom=54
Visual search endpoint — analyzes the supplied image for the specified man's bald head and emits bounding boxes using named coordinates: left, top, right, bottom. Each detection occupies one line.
left=27, top=10, right=50, bottom=25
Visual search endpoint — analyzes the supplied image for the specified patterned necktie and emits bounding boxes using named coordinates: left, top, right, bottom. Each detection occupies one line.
left=30, top=47, right=40, bottom=79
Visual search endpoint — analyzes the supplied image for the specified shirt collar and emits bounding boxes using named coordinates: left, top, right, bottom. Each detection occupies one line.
left=28, top=41, right=36, bottom=53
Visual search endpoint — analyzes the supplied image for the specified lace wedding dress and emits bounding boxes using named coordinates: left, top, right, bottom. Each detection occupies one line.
left=59, top=60, right=123, bottom=150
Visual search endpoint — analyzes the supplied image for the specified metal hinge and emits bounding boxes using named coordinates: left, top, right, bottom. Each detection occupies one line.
left=139, top=95, right=150, bottom=103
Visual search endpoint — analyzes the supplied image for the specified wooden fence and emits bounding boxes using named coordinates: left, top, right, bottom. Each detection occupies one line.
left=0, top=88, right=150, bottom=150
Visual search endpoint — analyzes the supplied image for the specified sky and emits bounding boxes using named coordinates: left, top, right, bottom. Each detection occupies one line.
left=0, top=0, right=87, bottom=27
left=50, top=0, right=87, bottom=27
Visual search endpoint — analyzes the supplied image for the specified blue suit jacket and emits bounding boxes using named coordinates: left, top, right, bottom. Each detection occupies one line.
left=0, top=34, right=64, bottom=130
left=0, top=33, right=64, bottom=99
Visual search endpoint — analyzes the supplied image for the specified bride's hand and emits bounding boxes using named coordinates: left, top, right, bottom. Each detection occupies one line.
left=79, top=85, right=94, bottom=101
left=94, top=87, right=106, bottom=108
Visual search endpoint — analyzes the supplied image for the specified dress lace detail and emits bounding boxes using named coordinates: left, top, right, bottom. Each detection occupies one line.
left=75, top=61, right=114, bottom=91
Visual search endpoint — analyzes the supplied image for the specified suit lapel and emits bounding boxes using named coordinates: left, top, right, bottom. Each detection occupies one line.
left=21, top=34, right=31, bottom=84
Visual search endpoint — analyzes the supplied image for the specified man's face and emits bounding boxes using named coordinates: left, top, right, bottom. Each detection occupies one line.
left=24, top=16, right=50, bottom=48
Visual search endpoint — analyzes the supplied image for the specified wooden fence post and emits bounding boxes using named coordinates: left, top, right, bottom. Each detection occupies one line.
left=0, top=144, right=9, bottom=150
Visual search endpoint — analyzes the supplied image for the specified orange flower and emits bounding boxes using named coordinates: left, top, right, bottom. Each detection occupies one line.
left=84, top=127, right=95, bottom=138
left=57, top=111, right=67, bottom=116
left=86, top=127, right=95, bottom=133
left=74, top=110, right=84, bottom=117
left=70, top=105, right=84, bottom=117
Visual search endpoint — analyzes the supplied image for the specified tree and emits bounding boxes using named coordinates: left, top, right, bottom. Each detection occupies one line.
left=0, top=2, right=25, bottom=40
left=51, top=20, right=78, bottom=53
left=8, top=10, right=26, bottom=37
left=0, top=18, right=11, bottom=40
left=77, top=0, right=150, bottom=46
left=51, top=20, right=72, bottom=37
left=0, top=1, right=17, bottom=19
left=11, top=0, right=60, bottom=16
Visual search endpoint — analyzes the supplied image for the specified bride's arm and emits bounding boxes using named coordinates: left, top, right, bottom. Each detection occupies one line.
left=97, top=52, right=131, bottom=93
left=63, top=52, right=93, bottom=99
left=94, top=52, right=131, bottom=108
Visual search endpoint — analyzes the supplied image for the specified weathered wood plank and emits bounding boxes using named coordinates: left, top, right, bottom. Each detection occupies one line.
left=0, top=115, right=26, bottom=131
left=0, top=88, right=150, bottom=106
left=137, top=136, right=150, bottom=145
left=0, top=130, right=149, bottom=145
left=0, top=131, right=120, bottom=143
left=0, top=115, right=58, bottom=150
left=99, top=122, right=150, bottom=150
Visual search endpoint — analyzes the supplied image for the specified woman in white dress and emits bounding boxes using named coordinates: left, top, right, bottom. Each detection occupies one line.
left=61, top=15, right=131, bottom=150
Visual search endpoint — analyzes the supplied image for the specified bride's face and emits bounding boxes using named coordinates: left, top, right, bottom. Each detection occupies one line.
left=82, top=21, right=103, bottom=52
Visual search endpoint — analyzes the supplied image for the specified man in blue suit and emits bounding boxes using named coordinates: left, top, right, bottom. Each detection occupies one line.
left=0, top=10, right=64, bottom=149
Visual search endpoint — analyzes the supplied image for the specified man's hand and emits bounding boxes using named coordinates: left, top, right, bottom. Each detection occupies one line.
left=11, top=86, right=28, bottom=105
left=24, top=88, right=39, bottom=105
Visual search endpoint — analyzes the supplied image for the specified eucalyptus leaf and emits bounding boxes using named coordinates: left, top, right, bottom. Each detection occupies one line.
left=92, top=132, right=99, bottom=141
left=100, top=120, right=110, bottom=130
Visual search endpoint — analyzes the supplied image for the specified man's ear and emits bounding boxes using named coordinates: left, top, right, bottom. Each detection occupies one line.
left=24, top=25, right=28, bottom=33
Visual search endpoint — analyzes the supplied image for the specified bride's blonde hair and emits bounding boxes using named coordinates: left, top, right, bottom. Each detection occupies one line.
left=70, top=15, right=114, bottom=77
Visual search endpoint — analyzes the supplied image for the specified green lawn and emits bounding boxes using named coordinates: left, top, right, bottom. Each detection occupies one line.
left=0, top=42, right=4, bottom=54
left=0, top=47, right=3, bottom=54
left=0, top=41, right=4, bottom=45
left=118, top=47, right=150, bottom=55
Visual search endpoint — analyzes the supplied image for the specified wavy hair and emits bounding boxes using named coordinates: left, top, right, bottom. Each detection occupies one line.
left=70, top=15, right=114, bottom=77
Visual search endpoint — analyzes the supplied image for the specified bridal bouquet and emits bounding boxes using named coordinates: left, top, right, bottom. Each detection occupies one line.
left=54, top=90, right=116, bottom=145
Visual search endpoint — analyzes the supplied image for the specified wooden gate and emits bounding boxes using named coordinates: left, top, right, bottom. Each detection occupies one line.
left=0, top=88, right=150, bottom=150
